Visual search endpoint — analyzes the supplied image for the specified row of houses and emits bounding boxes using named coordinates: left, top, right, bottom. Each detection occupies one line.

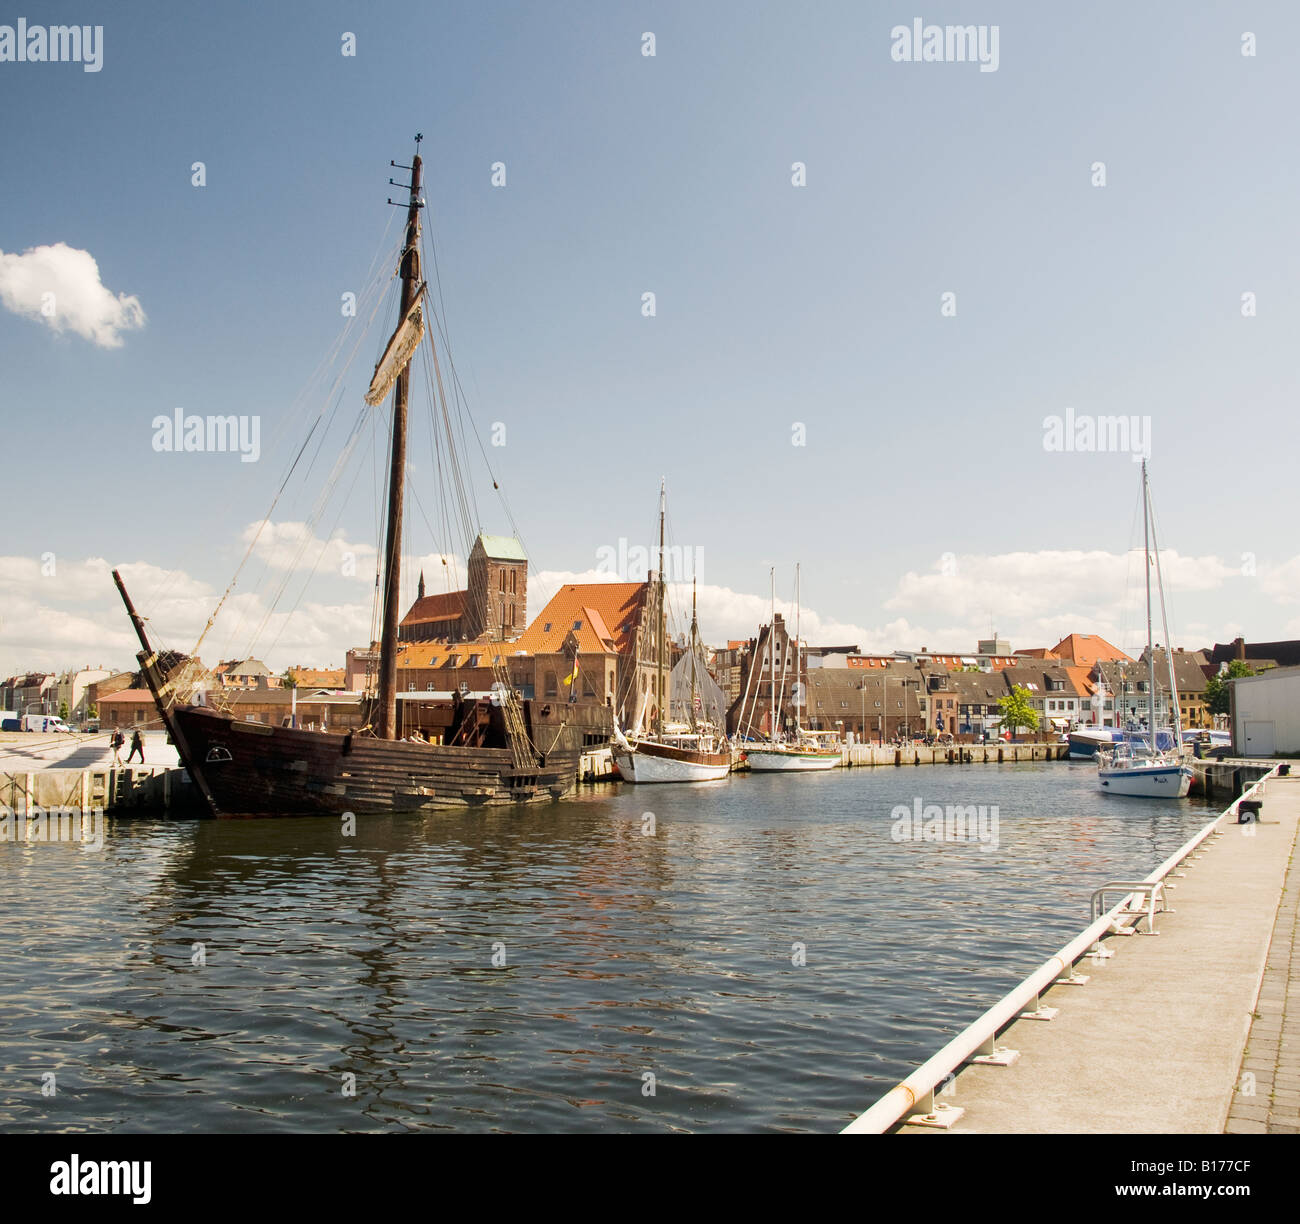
left=721, top=627, right=1235, bottom=742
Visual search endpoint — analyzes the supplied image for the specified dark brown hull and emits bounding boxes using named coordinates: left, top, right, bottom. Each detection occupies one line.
left=631, top=740, right=730, bottom=768
left=173, top=706, right=579, bottom=818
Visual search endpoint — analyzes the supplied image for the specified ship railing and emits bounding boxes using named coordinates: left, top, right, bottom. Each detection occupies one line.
left=840, top=764, right=1281, bottom=1133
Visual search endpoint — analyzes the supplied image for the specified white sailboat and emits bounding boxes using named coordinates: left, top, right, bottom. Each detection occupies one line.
left=611, top=482, right=731, bottom=784
left=744, top=564, right=841, bottom=773
left=1097, top=461, right=1194, bottom=799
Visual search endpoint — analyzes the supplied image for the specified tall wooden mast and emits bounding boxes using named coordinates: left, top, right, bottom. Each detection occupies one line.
left=378, top=141, right=424, bottom=739
left=655, top=477, right=666, bottom=737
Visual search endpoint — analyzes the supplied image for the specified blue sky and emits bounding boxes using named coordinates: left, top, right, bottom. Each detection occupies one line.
left=1, top=1, right=1297, bottom=673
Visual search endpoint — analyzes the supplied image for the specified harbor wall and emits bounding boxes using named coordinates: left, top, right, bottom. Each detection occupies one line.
left=1, top=765, right=205, bottom=816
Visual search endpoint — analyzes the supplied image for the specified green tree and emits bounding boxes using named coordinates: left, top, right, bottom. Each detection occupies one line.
left=997, top=685, right=1040, bottom=737
left=282, top=670, right=298, bottom=690
left=1203, top=660, right=1254, bottom=716
left=58, top=700, right=69, bottom=720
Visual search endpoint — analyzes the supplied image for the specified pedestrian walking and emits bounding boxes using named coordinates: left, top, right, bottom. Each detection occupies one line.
left=110, top=729, right=125, bottom=764
left=126, top=730, right=145, bottom=763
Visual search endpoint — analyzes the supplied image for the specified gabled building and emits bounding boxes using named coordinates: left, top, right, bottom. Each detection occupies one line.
left=998, top=663, right=1085, bottom=732
left=213, top=658, right=275, bottom=689
left=55, top=667, right=113, bottom=723
left=514, top=580, right=661, bottom=732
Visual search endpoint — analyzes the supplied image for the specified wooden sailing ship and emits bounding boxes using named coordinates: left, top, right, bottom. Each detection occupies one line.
left=114, top=139, right=579, bottom=817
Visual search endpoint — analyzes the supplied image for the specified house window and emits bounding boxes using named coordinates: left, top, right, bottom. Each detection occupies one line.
left=544, top=671, right=558, bottom=697
left=573, top=620, right=582, bottom=630
left=544, top=623, right=552, bottom=633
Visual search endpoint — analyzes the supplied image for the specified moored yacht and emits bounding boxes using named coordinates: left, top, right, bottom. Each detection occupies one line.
left=610, top=484, right=731, bottom=784
left=1096, top=461, right=1194, bottom=799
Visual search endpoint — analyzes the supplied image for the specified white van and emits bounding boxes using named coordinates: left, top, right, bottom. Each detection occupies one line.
left=21, top=714, right=72, bottom=733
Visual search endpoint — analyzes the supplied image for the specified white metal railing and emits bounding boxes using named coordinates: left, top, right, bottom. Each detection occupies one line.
left=841, top=765, right=1281, bottom=1134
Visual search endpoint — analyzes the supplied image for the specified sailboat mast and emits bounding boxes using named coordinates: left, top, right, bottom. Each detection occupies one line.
left=377, top=145, right=424, bottom=740
left=689, top=576, right=698, bottom=731
left=1142, top=460, right=1156, bottom=741
left=795, top=562, right=801, bottom=734
left=1147, top=473, right=1183, bottom=743
left=769, top=567, right=776, bottom=740
left=655, top=478, right=666, bottom=737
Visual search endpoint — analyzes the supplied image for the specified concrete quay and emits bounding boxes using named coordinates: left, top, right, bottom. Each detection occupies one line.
left=841, top=741, right=1065, bottom=767
left=0, top=728, right=195, bottom=815
left=894, top=771, right=1299, bottom=1134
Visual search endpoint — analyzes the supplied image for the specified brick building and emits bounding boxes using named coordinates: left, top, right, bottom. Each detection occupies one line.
left=400, top=534, right=528, bottom=644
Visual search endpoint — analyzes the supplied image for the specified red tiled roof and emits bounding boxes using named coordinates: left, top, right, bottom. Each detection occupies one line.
left=1051, top=634, right=1132, bottom=667
left=395, top=645, right=503, bottom=670
left=514, top=582, right=648, bottom=655
left=1062, top=664, right=1095, bottom=698
left=99, top=690, right=157, bottom=703
left=401, top=590, right=467, bottom=625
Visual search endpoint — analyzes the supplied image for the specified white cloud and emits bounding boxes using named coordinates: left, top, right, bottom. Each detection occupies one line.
left=0, top=242, right=145, bottom=348
left=1259, top=555, right=1300, bottom=605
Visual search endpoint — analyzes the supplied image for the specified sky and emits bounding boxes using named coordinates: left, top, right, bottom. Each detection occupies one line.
left=1, top=1, right=1297, bottom=676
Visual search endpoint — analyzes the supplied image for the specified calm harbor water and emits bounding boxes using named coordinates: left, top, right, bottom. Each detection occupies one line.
left=0, top=761, right=1219, bottom=1133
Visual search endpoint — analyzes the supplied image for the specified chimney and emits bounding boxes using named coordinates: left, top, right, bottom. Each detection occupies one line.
left=1235, top=636, right=1246, bottom=661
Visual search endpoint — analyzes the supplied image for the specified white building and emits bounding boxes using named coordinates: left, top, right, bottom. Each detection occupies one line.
left=55, top=667, right=112, bottom=723
left=1230, top=666, right=1300, bottom=756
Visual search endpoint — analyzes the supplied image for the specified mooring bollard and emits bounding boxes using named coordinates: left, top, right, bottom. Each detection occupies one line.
left=1237, top=798, right=1263, bottom=824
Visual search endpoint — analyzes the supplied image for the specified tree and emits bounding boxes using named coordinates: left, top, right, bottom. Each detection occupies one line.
left=58, top=700, right=69, bottom=720
left=997, top=685, right=1039, bottom=738
left=282, top=670, right=298, bottom=691
left=1203, top=660, right=1254, bottom=716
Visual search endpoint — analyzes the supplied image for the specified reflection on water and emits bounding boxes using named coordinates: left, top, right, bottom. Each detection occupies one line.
left=0, top=762, right=1217, bottom=1132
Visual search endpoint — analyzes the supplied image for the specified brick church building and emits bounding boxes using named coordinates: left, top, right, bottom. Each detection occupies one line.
left=399, top=533, right=528, bottom=644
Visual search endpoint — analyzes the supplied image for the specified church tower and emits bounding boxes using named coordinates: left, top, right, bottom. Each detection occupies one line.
left=464, top=534, right=528, bottom=641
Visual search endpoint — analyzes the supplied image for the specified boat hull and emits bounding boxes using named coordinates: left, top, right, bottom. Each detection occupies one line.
left=1068, top=728, right=1119, bottom=760
left=1097, top=761, right=1194, bottom=798
left=611, top=739, right=731, bottom=783
left=744, top=747, right=840, bottom=772
left=173, top=706, right=579, bottom=817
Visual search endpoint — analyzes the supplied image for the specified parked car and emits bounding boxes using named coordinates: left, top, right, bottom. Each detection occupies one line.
left=1, top=716, right=20, bottom=732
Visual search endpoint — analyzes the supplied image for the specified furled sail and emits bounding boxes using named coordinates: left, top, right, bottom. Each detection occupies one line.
left=365, top=284, right=426, bottom=406
left=669, top=648, right=727, bottom=728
